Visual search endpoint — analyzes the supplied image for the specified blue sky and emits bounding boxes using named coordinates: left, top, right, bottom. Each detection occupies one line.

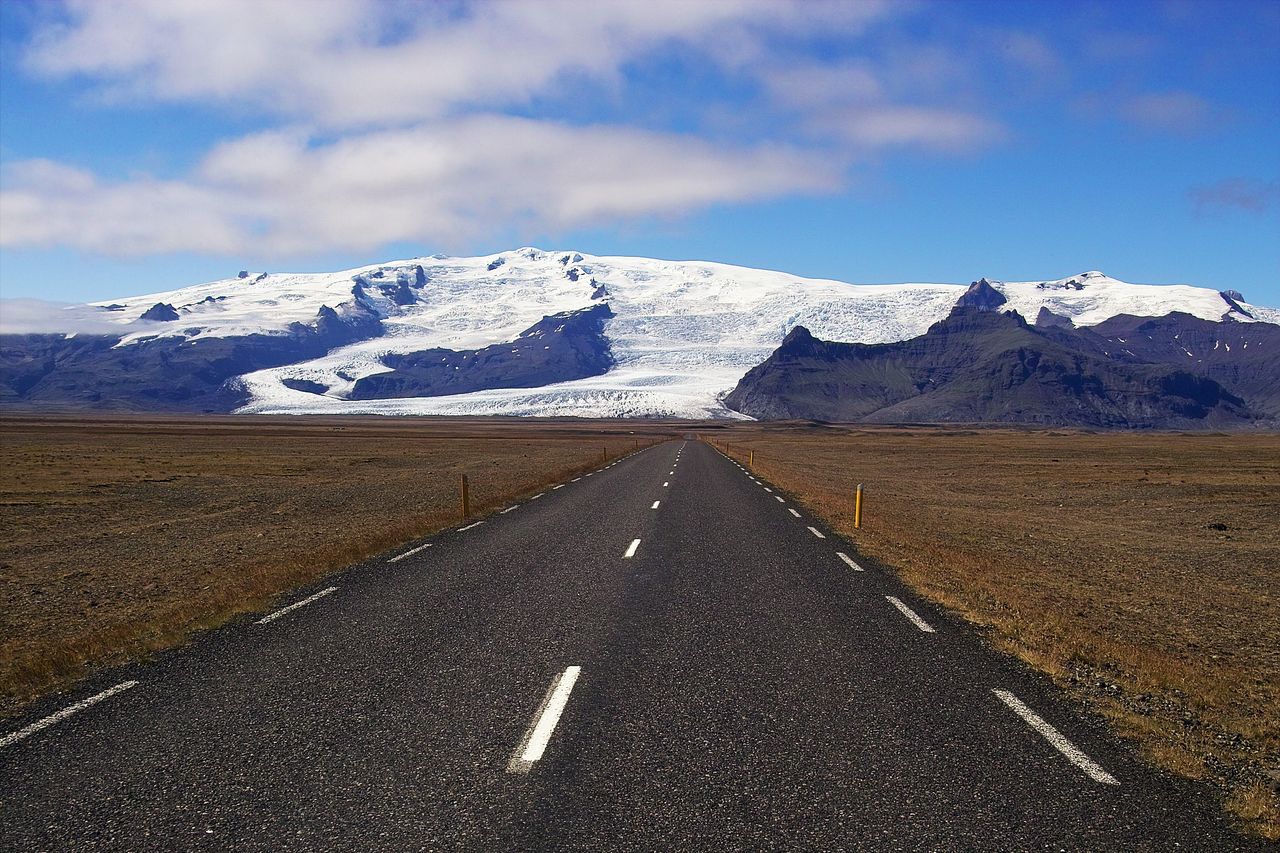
left=1, top=0, right=1277, bottom=306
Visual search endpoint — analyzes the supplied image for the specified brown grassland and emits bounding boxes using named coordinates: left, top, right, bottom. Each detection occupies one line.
left=1, top=415, right=1276, bottom=837
left=0, top=415, right=676, bottom=719
left=703, top=423, right=1279, bottom=839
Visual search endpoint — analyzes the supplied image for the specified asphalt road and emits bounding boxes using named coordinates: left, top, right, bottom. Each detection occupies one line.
left=0, top=439, right=1261, bottom=851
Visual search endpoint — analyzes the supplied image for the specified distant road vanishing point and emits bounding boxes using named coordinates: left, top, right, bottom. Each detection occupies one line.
left=0, top=441, right=1255, bottom=850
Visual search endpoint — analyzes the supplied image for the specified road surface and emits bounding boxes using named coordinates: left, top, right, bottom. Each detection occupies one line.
left=0, top=440, right=1259, bottom=850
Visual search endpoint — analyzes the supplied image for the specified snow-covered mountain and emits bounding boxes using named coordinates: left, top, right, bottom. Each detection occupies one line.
left=6, top=249, right=1278, bottom=418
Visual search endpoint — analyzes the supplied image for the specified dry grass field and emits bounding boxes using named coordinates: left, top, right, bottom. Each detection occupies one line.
left=705, top=424, right=1280, bottom=838
left=0, top=415, right=676, bottom=718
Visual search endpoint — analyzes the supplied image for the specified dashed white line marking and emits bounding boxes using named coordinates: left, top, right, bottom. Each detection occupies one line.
left=388, top=542, right=432, bottom=563
left=571, top=477, right=581, bottom=482
left=458, top=521, right=484, bottom=531
left=508, top=666, right=582, bottom=773
left=257, top=587, right=338, bottom=624
left=552, top=484, right=565, bottom=490
left=993, top=689, right=1119, bottom=785
left=775, top=496, right=785, bottom=503
left=807, top=526, right=825, bottom=539
left=651, top=501, right=660, bottom=509
left=663, top=481, right=669, bottom=487
left=1, top=681, right=140, bottom=748
left=764, top=487, right=773, bottom=493
left=530, top=492, right=544, bottom=499
left=500, top=506, right=519, bottom=514
left=885, top=596, right=936, bottom=633
left=788, top=508, right=801, bottom=517
left=623, top=539, right=641, bottom=558
left=669, top=470, right=675, bottom=475
left=836, top=552, right=864, bottom=571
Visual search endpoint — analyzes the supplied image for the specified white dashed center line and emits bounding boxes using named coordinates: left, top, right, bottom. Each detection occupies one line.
left=508, top=666, right=582, bottom=773
left=257, top=587, right=338, bottom=624
left=459, top=521, right=484, bottom=532
left=571, top=477, right=581, bottom=482
left=500, top=506, right=519, bottom=514
left=531, top=492, right=544, bottom=499
left=388, top=542, right=432, bottom=563
left=885, top=596, right=936, bottom=633
left=624, top=539, right=641, bottom=558
left=788, top=508, right=801, bottom=517
left=1, top=681, right=140, bottom=748
left=775, top=496, right=785, bottom=503
left=764, top=487, right=773, bottom=493
left=836, top=552, right=864, bottom=571
left=663, top=481, right=669, bottom=487
left=807, top=526, right=825, bottom=539
left=651, top=501, right=660, bottom=509
left=993, top=689, right=1119, bottom=785
left=553, top=484, right=565, bottom=490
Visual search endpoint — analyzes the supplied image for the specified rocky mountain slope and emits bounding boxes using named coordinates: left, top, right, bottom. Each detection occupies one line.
left=1, top=250, right=1276, bottom=422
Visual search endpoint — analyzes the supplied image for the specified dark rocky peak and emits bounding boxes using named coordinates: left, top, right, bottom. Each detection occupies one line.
left=100, top=304, right=126, bottom=312
left=237, top=270, right=249, bottom=279
left=487, top=257, right=506, bottom=271
left=781, top=325, right=815, bottom=346
left=934, top=306, right=1029, bottom=335
left=140, top=302, right=180, bottom=322
left=1035, top=306, right=1074, bottom=329
left=590, top=279, right=608, bottom=300
left=1219, top=290, right=1254, bottom=319
left=370, top=269, right=385, bottom=279
left=954, top=278, right=1008, bottom=313
left=566, top=267, right=581, bottom=282
left=413, top=265, right=428, bottom=287
left=560, top=254, right=571, bottom=265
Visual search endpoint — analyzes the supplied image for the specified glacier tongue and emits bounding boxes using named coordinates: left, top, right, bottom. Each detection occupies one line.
left=82, top=249, right=1279, bottom=419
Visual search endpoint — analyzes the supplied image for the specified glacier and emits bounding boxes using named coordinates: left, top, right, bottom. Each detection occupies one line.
left=67, top=248, right=1279, bottom=419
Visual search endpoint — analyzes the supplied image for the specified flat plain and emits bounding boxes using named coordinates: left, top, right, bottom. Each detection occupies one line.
left=0, top=415, right=675, bottom=717
left=2, top=416, right=1276, bottom=838
left=706, top=424, right=1279, bottom=837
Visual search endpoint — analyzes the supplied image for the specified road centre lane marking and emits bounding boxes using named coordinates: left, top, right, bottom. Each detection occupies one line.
left=257, top=587, right=339, bottom=625
left=836, top=552, right=865, bottom=571
left=388, top=543, right=432, bottom=563
left=508, top=666, right=583, bottom=773
left=624, top=539, right=641, bottom=558
left=663, top=481, right=669, bottom=487
left=531, top=493, right=544, bottom=499
left=992, top=689, right=1119, bottom=785
left=885, top=596, right=936, bottom=633
left=651, top=501, right=660, bottom=509
left=764, top=487, right=772, bottom=492
left=775, top=496, right=786, bottom=503
left=553, top=484, right=565, bottom=490
left=807, top=526, right=826, bottom=539
left=1, top=681, right=140, bottom=748
left=788, top=508, right=801, bottom=517
left=500, top=506, right=519, bottom=514
left=571, top=477, right=581, bottom=482
left=459, top=521, right=484, bottom=532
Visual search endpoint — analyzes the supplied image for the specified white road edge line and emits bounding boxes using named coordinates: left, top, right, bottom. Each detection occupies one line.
left=624, top=538, right=641, bottom=558
left=257, top=586, right=339, bottom=625
left=807, top=526, right=826, bottom=539
left=788, top=508, right=801, bottom=517
left=993, top=689, right=1120, bottom=785
left=388, top=543, right=431, bottom=563
left=836, top=552, right=864, bottom=571
left=459, top=521, right=484, bottom=532
left=885, top=596, right=936, bottom=633
left=1, top=681, right=140, bottom=748
left=500, top=506, right=519, bottom=514
left=508, top=666, right=582, bottom=773
left=651, top=501, right=660, bottom=509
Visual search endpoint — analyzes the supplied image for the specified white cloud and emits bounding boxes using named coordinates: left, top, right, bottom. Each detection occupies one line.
left=1, top=117, right=840, bottom=257
left=811, top=106, right=1005, bottom=152
left=25, top=0, right=896, bottom=129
